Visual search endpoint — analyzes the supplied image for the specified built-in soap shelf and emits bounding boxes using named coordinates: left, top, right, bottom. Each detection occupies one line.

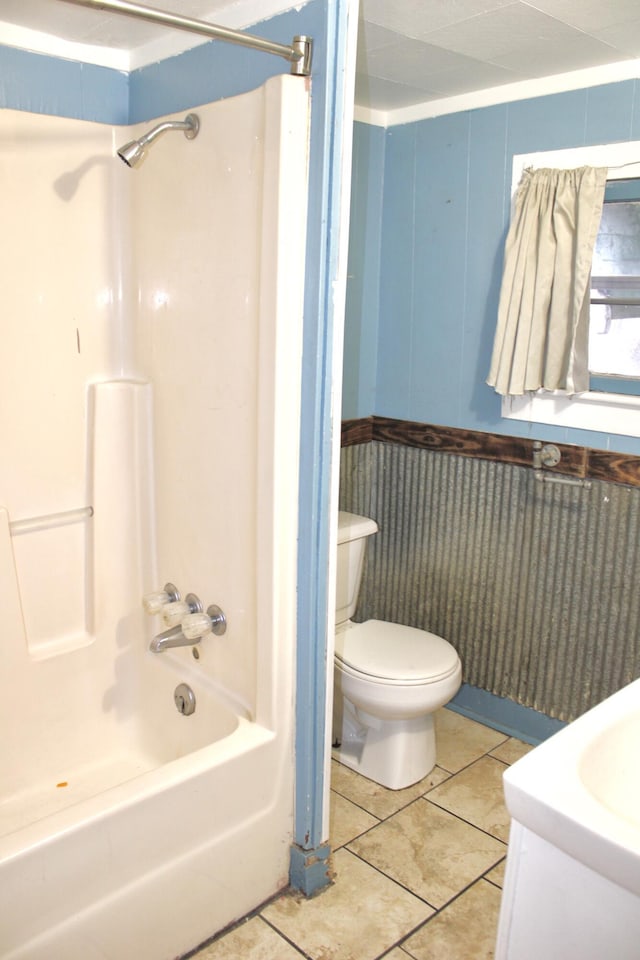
left=1, top=504, right=95, bottom=660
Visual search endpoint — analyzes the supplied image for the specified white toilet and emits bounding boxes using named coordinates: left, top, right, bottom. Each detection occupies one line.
left=332, top=511, right=462, bottom=790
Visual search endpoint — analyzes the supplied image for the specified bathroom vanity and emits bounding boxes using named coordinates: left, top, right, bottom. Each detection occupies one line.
left=496, top=677, right=640, bottom=959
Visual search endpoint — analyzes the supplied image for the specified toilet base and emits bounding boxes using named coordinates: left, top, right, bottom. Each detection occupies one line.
left=332, top=697, right=436, bottom=790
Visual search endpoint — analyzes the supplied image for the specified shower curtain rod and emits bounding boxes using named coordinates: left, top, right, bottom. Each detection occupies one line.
left=56, top=0, right=312, bottom=75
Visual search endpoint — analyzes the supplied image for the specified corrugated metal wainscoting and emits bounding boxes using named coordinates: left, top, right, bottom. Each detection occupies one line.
left=340, top=441, right=640, bottom=722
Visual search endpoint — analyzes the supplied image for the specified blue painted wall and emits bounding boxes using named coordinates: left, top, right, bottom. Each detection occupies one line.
left=0, top=45, right=128, bottom=121
left=129, top=7, right=316, bottom=121
left=343, top=121, right=385, bottom=417
left=344, top=79, right=640, bottom=455
left=1, top=0, right=344, bottom=863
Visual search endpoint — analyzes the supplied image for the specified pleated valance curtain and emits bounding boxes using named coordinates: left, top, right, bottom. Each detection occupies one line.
left=487, top=165, right=607, bottom=396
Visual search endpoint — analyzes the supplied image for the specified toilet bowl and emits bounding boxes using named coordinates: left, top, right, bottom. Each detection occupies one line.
left=332, top=512, right=462, bottom=790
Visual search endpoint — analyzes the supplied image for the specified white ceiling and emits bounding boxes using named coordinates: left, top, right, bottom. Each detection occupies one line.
left=357, top=0, right=640, bottom=115
left=2, top=0, right=640, bottom=118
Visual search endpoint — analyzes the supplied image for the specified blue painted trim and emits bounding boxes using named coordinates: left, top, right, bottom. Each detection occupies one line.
left=289, top=842, right=332, bottom=896
left=0, top=44, right=128, bottom=123
left=448, top=683, right=566, bottom=745
left=293, top=0, right=349, bottom=876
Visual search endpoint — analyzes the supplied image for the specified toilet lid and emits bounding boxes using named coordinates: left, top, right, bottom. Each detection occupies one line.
left=335, top=620, right=459, bottom=684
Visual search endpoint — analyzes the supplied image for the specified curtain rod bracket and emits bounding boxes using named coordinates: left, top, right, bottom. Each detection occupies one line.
left=290, top=36, right=313, bottom=77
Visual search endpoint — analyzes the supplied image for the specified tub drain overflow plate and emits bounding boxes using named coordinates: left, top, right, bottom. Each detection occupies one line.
left=174, top=683, right=196, bottom=716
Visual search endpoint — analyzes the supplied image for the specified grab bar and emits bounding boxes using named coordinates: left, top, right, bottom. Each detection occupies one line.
left=9, top=506, right=94, bottom=536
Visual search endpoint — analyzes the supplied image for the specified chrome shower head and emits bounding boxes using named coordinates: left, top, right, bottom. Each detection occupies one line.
left=117, top=113, right=200, bottom=168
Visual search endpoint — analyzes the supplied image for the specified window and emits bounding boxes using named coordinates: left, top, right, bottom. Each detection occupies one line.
left=589, top=179, right=640, bottom=392
left=503, top=142, right=640, bottom=437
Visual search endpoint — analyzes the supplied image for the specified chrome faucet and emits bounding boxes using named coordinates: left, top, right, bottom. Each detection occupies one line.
left=149, top=624, right=198, bottom=654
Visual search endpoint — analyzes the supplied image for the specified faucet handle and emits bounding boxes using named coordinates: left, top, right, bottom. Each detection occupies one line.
left=162, top=600, right=191, bottom=627
left=182, top=605, right=227, bottom=640
left=162, top=592, right=203, bottom=627
left=143, top=582, right=180, bottom=615
left=182, top=612, right=212, bottom=640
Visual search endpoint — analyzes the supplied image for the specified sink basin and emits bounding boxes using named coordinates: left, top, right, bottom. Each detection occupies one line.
left=579, top=700, right=640, bottom=834
left=503, top=675, right=640, bottom=898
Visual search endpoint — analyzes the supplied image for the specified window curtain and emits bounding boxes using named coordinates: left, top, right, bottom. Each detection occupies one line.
left=487, top=165, right=607, bottom=396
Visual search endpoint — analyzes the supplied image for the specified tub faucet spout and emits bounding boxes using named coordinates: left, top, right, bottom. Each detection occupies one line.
left=150, top=624, right=198, bottom=653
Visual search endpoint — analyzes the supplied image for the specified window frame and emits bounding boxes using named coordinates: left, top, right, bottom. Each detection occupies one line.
left=502, top=140, right=640, bottom=438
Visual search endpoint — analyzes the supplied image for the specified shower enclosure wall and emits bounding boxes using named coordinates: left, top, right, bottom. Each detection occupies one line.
left=0, top=74, right=309, bottom=959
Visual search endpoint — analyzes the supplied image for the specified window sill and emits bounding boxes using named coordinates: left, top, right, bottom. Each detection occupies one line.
left=503, top=390, right=640, bottom=438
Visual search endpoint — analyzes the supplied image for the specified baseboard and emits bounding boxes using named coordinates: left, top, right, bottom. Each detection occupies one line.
left=447, top=683, right=566, bottom=745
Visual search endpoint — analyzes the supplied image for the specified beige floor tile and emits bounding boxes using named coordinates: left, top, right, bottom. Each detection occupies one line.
left=427, top=756, right=511, bottom=842
left=435, top=710, right=508, bottom=774
left=347, top=799, right=505, bottom=909
left=381, top=950, right=413, bottom=959
left=484, top=859, right=506, bottom=888
left=330, top=790, right=379, bottom=849
left=192, top=916, right=304, bottom=959
left=402, top=880, right=502, bottom=960
left=331, top=759, right=450, bottom=820
left=262, top=848, right=433, bottom=960
left=489, top=737, right=534, bottom=765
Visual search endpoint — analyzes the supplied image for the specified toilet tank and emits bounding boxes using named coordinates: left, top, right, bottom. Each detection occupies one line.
left=336, top=511, right=378, bottom=625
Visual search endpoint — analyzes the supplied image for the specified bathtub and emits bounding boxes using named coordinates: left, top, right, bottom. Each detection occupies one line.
left=0, top=73, right=309, bottom=960
left=0, top=654, right=287, bottom=959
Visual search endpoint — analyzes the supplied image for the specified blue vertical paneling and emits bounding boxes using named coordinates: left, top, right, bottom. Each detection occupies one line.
left=0, top=45, right=127, bottom=122
left=343, top=121, right=385, bottom=419
left=630, top=79, right=640, bottom=139
left=584, top=80, right=636, bottom=144
left=505, top=87, right=588, bottom=156
left=376, top=124, right=416, bottom=417
left=129, top=40, right=249, bottom=121
left=410, top=112, right=470, bottom=426
left=78, top=64, right=129, bottom=123
left=464, top=104, right=508, bottom=429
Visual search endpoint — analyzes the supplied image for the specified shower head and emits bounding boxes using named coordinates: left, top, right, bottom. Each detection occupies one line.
left=117, top=113, right=200, bottom=168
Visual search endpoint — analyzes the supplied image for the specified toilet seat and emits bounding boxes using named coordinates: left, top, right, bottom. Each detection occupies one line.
left=335, top=619, right=460, bottom=686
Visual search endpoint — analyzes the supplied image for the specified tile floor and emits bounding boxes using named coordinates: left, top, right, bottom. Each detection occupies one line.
left=189, top=709, right=533, bottom=960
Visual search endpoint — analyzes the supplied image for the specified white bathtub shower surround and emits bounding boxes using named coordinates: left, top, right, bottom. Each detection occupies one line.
left=496, top=676, right=640, bottom=960
left=0, top=74, right=309, bottom=960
